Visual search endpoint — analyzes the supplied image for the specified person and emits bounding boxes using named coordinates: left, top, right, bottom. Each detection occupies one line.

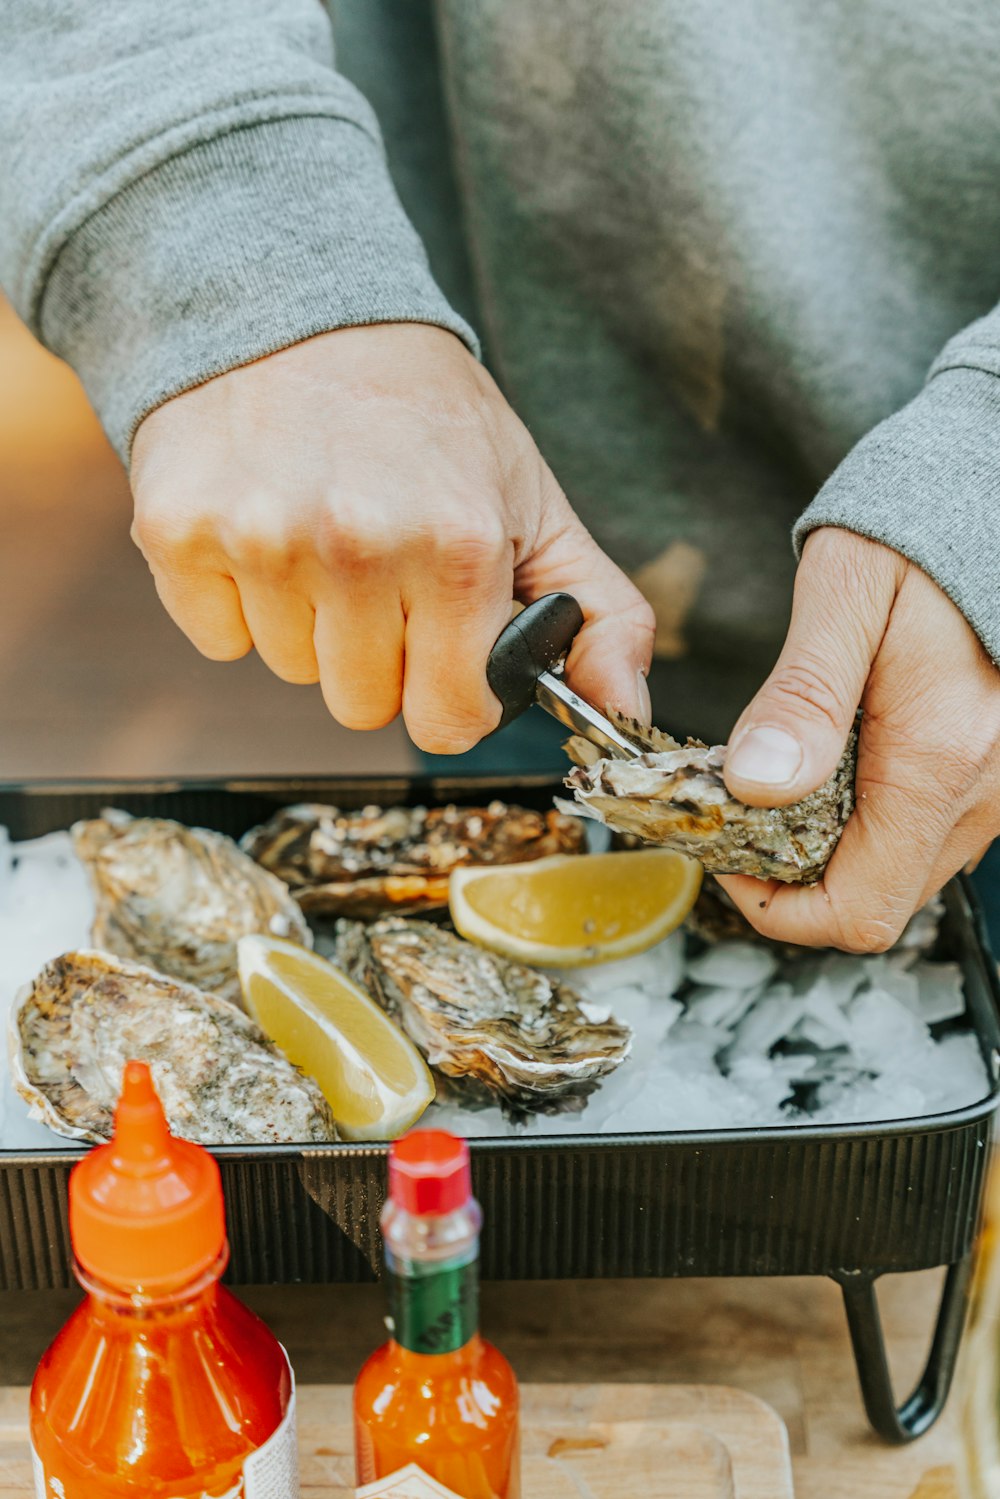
left=2, top=2, right=998, bottom=953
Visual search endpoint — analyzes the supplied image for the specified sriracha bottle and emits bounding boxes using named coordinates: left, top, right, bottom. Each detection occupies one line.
left=30, top=1060, right=299, bottom=1497
left=354, top=1130, right=520, bottom=1498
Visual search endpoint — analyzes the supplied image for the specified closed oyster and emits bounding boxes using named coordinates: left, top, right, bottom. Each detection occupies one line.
left=242, top=800, right=586, bottom=918
left=10, top=950, right=337, bottom=1145
left=333, top=917, right=631, bottom=1114
left=72, top=811, right=312, bottom=1005
left=561, top=716, right=857, bottom=884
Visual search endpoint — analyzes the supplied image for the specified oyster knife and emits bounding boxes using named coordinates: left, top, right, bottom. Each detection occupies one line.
left=486, top=594, right=643, bottom=760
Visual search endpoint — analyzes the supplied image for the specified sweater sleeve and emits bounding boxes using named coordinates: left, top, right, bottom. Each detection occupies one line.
left=0, top=0, right=478, bottom=462
left=793, top=323, right=1000, bottom=667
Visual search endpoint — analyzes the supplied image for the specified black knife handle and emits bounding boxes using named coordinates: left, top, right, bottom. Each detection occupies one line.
left=486, top=593, right=584, bottom=730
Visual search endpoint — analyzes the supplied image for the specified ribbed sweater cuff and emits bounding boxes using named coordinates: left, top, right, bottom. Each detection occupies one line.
left=40, top=116, right=479, bottom=462
left=793, top=364, right=1000, bottom=666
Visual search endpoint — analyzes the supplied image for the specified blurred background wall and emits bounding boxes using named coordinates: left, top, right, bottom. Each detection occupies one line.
left=0, top=300, right=416, bottom=779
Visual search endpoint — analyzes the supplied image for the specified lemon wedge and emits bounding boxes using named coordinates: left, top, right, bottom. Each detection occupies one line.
left=237, top=934, right=435, bottom=1140
left=449, top=849, right=702, bottom=966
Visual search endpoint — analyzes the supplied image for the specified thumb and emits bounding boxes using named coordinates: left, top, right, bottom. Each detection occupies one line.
left=724, top=530, right=898, bottom=806
left=515, top=483, right=656, bottom=724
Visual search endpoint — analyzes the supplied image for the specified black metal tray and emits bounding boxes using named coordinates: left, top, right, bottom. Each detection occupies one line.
left=1, top=774, right=998, bottom=1444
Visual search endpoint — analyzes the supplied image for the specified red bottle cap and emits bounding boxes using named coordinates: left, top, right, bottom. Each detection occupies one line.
left=70, top=1061, right=226, bottom=1291
left=389, top=1130, right=472, bottom=1216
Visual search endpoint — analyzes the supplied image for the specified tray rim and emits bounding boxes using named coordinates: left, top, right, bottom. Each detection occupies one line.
left=1, top=771, right=997, bottom=1160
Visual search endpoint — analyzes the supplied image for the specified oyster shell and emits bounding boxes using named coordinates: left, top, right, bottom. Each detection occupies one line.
left=242, top=800, right=586, bottom=918
left=685, top=881, right=764, bottom=946
left=333, top=917, right=631, bottom=1114
left=561, top=715, right=857, bottom=884
left=10, top=949, right=338, bottom=1145
left=72, top=811, right=312, bottom=1005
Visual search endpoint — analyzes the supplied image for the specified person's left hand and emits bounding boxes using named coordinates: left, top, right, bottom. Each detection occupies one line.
left=718, top=527, right=1000, bottom=952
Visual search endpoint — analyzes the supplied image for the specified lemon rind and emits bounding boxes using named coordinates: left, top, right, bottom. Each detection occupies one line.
left=236, top=934, right=434, bottom=1140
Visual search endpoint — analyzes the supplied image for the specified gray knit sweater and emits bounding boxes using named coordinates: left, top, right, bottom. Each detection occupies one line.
left=2, top=0, right=999, bottom=740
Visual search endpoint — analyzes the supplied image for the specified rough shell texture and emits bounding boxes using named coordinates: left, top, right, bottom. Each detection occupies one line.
left=10, top=949, right=337, bottom=1145
left=72, top=811, right=312, bottom=1004
left=562, top=717, right=857, bottom=884
left=333, top=917, right=631, bottom=1115
left=242, top=800, right=586, bottom=918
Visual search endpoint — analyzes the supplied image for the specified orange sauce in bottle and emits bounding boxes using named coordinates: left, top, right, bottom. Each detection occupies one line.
left=30, top=1061, right=298, bottom=1497
left=354, top=1130, right=520, bottom=1499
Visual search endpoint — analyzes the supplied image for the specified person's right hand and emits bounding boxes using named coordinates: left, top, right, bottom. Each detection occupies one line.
left=130, top=323, right=654, bottom=753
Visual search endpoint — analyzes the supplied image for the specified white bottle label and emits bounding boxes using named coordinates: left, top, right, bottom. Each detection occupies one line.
left=243, top=1382, right=299, bottom=1498
left=356, top=1464, right=466, bottom=1499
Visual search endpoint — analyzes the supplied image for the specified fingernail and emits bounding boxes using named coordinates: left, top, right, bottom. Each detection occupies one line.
left=727, top=725, right=803, bottom=786
left=635, top=669, right=653, bottom=726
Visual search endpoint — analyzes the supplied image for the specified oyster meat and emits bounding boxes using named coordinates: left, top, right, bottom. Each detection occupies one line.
left=242, top=800, right=586, bottom=918
left=72, top=811, right=312, bottom=1005
left=10, top=950, right=337, bottom=1145
left=561, top=715, right=857, bottom=884
left=333, top=917, right=631, bottom=1114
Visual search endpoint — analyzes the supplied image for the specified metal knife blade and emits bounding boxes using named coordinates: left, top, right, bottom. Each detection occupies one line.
left=534, top=670, right=643, bottom=760
left=486, top=593, right=645, bottom=761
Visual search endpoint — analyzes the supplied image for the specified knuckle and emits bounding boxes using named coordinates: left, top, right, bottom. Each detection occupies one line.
left=837, top=918, right=900, bottom=955
left=220, top=502, right=297, bottom=578
left=936, top=738, right=992, bottom=796
left=317, top=509, right=389, bottom=574
left=407, top=706, right=495, bottom=756
left=273, top=662, right=320, bottom=687
left=864, top=721, right=990, bottom=805
left=200, top=636, right=251, bottom=664
left=319, top=677, right=401, bottom=731
left=765, top=656, right=849, bottom=734
left=626, top=594, right=658, bottom=646
left=830, top=886, right=911, bottom=954
left=432, top=519, right=508, bottom=580
left=131, top=505, right=206, bottom=567
left=336, top=704, right=399, bottom=732
left=226, top=532, right=292, bottom=579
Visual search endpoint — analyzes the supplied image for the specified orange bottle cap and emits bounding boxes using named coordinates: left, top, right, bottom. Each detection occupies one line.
left=70, top=1061, right=226, bottom=1291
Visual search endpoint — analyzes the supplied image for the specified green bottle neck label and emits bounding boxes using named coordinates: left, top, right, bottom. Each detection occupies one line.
left=385, top=1244, right=479, bottom=1355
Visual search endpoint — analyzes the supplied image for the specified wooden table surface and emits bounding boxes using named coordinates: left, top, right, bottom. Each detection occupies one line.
left=0, top=1269, right=965, bottom=1498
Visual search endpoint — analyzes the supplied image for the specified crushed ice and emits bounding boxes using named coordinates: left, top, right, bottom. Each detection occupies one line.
left=0, top=831, right=98, bottom=1147
left=0, top=827, right=991, bottom=1146
left=425, top=898, right=991, bottom=1137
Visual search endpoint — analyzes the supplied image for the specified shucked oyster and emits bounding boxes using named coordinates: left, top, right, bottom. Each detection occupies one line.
left=242, top=800, right=585, bottom=919
left=72, top=811, right=312, bottom=1005
left=561, top=716, right=856, bottom=884
left=334, top=917, right=631, bottom=1114
left=10, top=950, right=337, bottom=1145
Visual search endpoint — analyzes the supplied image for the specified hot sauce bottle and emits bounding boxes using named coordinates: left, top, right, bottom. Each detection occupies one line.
left=354, top=1131, right=520, bottom=1499
left=30, top=1060, right=299, bottom=1498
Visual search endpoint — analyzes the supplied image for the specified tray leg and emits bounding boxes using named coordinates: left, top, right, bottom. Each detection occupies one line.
left=832, top=1258, right=973, bottom=1444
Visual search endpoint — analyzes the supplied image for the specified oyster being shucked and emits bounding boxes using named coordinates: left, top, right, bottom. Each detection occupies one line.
left=11, top=950, right=337, bottom=1145
left=333, top=917, right=631, bottom=1114
left=242, top=800, right=586, bottom=919
left=72, top=811, right=312, bottom=1005
left=561, top=716, right=857, bottom=884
